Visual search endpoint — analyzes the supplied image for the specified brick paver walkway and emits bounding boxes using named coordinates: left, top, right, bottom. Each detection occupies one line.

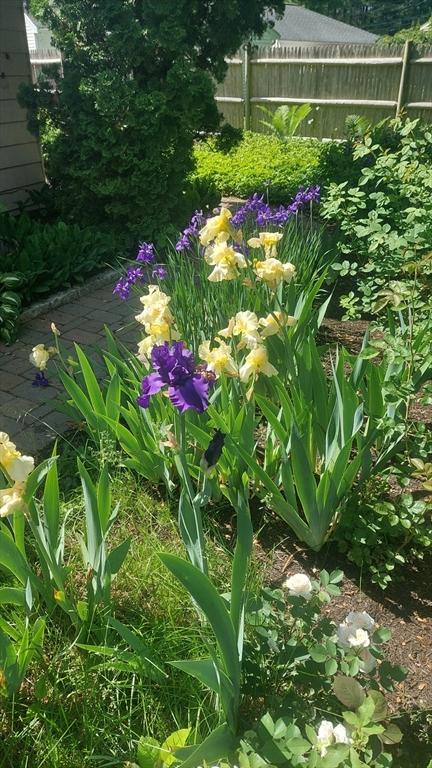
left=0, top=284, right=141, bottom=455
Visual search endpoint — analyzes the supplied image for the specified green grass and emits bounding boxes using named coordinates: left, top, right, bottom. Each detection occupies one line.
left=0, top=454, right=263, bottom=768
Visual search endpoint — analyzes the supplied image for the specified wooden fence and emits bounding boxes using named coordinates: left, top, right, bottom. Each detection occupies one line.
left=215, top=42, right=432, bottom=139
left=29, top=48, right=63, bottom=83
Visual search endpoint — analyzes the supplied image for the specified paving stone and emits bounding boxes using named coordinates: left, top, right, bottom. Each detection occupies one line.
left=13, top=381, right=62, bottom=402
left=0, top=397, right=37, bottom=419
left=0, top=414, right=26, bottom=436
left=61, top=328, right=104, bottom=344
left=0, top=284, right=146, bottom=452
left=0, top=371, right=25, bottom=389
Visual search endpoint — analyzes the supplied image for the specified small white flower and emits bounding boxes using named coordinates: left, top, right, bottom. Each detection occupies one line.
left=345, top=611, right=375, bottom=632
left=316, top=720, right=351, bottom=757
left=333, top=723, right=351, bottom=745
left=337, top=624, right=370, bottom=649
left=283, top=573, right=313, bottom=599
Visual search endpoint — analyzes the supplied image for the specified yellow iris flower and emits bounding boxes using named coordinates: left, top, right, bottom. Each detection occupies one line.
left=204, top=241, right=247, bottom=282
left=136, top=285, right=179, bottom=361
left=239, top=346, right=278, bottom=382
left=247, top=232, right=283, bottom=259
left=259, top=311, right=296, bottom=337
left=199, top=207, right=235, bottom=246
left=199, top=340, right=238, bottom=377
left=254, top=258, right=296, bottom=290
left=219, top=311, right=262, bottom=349
left=0, top=432, right=34, bottom=483
left=0, top=483, right=25, bottom=518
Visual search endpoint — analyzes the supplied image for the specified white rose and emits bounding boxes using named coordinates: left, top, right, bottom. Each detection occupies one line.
left=337, top=624, right=370, bottom=649
left=345, top=611, right=375, bottom=632
left=316, top=720, right=352, bottom=756
left=8, top=454, right=34, bottom=483
left=283, top=573, right=313, bottom=599
left=359, top=649, right=377, bottom=674
left=316, top=720, right=335, bottom=756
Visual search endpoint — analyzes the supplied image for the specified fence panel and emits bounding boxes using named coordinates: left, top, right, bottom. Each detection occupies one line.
left=215, top=43, right=432, bottom=139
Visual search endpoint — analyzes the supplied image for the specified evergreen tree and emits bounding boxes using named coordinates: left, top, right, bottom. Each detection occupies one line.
left=22, top=0, right=284, bottom=241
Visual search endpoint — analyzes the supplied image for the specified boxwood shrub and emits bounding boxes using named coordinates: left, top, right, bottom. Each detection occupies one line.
left=192, top=131, right=339, bottom=203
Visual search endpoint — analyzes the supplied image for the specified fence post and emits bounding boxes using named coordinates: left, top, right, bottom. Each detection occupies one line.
left=242, top=43, right=251, bottom=130
left=396, top=40, right=411, bottom=115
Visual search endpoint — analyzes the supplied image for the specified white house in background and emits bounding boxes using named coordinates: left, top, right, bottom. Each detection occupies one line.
left=24, top=9, right=37, bottom=50
left=0, top=1, right=45, bottom=211
left=23, top=10, right=62, bottom=81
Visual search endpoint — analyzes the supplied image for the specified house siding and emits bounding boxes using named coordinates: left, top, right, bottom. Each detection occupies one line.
left=0, top=0, right=45, bottom=212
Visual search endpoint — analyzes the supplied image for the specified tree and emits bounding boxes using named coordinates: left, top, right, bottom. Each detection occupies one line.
left=21, top=0, right=284, bottom=241
left=298, top=0, right=432, bottom=35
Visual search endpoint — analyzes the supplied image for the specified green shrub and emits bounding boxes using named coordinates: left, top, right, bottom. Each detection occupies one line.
left=19, top=0, right=284, bottom=240
left=192, top=132, right=332, bottom=203
left=336, top=480, right=432, bottom=589
left=322, top=116, right=432, bottom=318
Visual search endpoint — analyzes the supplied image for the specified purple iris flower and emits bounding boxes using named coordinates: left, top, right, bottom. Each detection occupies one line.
left=231, top=193, right=269, bottom=228
left=152, top=265, right=167, bottom=280
left=175, top=210, right=205, bottom=252
left=137, top=341, right=210, bottom=413
left=113, top=265, right=146, bottom=300
left=231, top=185, right=321, bottom=229
left=136, top=242, right=155, bottom=263
left=32, top=372, right=50, bottom=387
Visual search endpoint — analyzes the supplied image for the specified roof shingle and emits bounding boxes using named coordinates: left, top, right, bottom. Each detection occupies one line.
left=266, top=4, right=378, bottom=44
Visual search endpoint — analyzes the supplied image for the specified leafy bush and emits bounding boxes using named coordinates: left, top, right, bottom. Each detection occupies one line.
left=192, top=132, right=332, bottom=203
left=19, top=0, right=284, bottom=240
left=322, top=116, right=432, bottom=318
left=0, top=211, right=117, bottom=342
left=336, top=480, right=432, bottom=589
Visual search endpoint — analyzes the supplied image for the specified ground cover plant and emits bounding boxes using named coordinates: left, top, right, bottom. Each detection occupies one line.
left=192, top=132, right=335, bottom=203
left=3, top=193, right=431, bottom=766
left=0, top=211, right=118, bottom=343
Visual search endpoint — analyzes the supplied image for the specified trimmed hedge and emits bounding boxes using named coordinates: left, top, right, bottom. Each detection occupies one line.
left=192, top=132, right=339, bottom=204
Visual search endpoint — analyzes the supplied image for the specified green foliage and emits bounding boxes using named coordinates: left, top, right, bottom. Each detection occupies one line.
left=0, top=211, right=117, bottom=342
left=19, top=0, right=284, bottom=239
left=322, top=116, right=432, bottom=318
left=336, top=480, right=432, bottom=589
left=0, top=273, right=23, bottom=345
left=192, top=132, right=328, bottom=203
left=0, top=455, right=130, bottom=634
left=379, top=19, right=432, bottom=45
left=258, top=104, right=313, bottom=140
left=299, top=0, right=432, bottom=35
left=0, top=616, right=45, bottom=697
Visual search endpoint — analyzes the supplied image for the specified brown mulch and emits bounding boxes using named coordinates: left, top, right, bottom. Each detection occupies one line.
left=320, top=317, right=432, bottom=424
left=250, top=316, right=432, bottom=711
left=253, top=519, right=432, bottom=712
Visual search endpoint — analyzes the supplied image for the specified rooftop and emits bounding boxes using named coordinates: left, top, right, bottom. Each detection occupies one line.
left=265, top=4, right=378, bottom=44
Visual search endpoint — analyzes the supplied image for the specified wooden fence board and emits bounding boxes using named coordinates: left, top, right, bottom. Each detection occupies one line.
left=215, top=42, right=432, bottom=138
